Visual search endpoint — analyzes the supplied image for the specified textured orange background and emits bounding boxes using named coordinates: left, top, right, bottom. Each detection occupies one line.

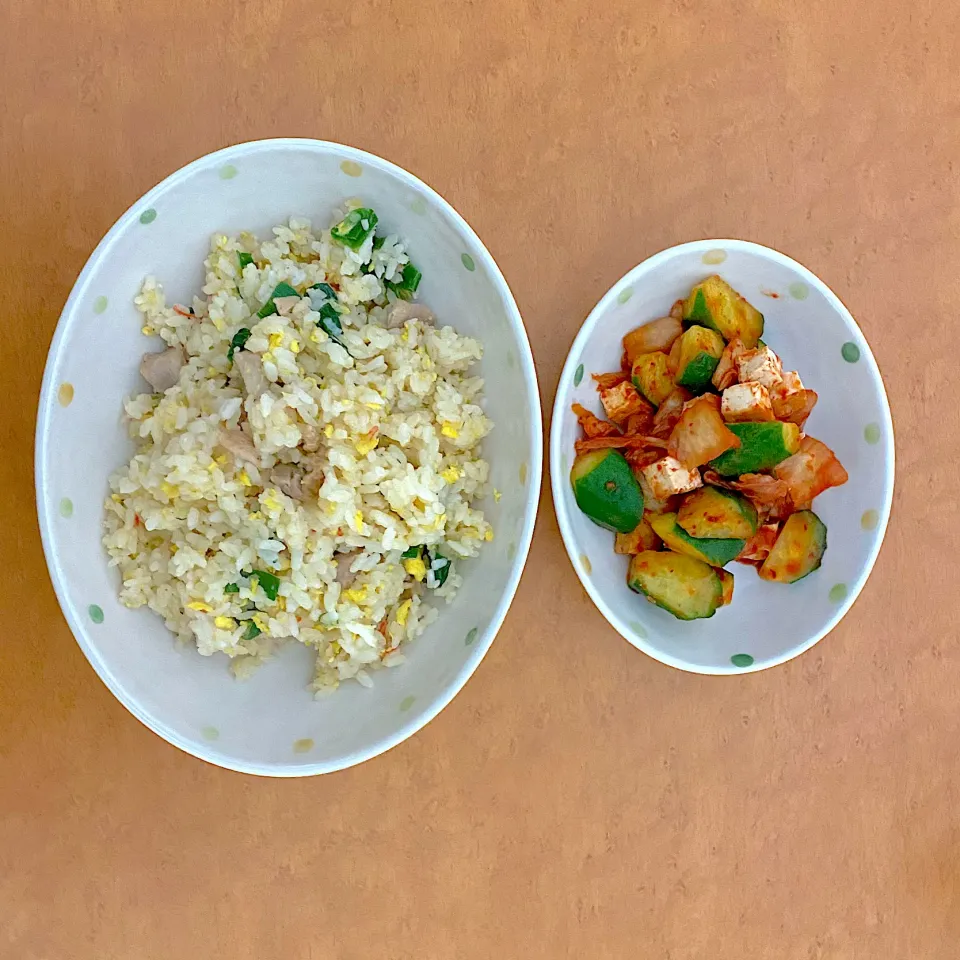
left=2, top=0, right=957, bottom=957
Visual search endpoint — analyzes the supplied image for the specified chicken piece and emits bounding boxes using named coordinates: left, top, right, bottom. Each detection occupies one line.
left=711, top=338, right=746, bottom=391
left=736, top=345, right=783, bottom=390
left=668, top=395, right=740, bottom=469
left=774, top=436, right=848, bottom=504
left=268, top=465, right=303, bottom=501
left=385, top=301, right=435, bottom=328
left=273, top=295, right=302, bottom=317
left=598, top=381, right=651, bottom=426
left=139, top=346, right=184, bottom=392
left=721, top=381, right=775, bottom=422
left=234, top=350, right=269, bottom=397
left=335, top=550, right=361, bottom=586
left=219, top=428, right=259, bottom=465
left=641, top=456, right=703, bottom=501
left=299, top=423, right=323, bottom=453
left=738, top=523, right=781, bottom=564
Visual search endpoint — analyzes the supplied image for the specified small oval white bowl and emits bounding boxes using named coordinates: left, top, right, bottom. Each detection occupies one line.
left=36, top=139, right=542, bottom=774
left=550, top=240, right=894, bottom=674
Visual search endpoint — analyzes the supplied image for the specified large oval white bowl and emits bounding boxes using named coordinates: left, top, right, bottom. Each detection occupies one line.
left=36, top=139, right=541, bottom=774
left=550, top=240, right=893, bottom=674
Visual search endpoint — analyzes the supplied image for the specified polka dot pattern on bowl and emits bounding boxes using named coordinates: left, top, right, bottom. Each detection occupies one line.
left=841, top=342, right=860, bottom=363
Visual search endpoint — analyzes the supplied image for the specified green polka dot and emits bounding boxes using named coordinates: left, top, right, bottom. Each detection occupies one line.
left=701, top=249, right=727, bottom=265
left=861, top=509, right=879, bottom=531
left=88, top=604, right=104, bottom=624
left=93, top=295, right=108, bottom=314
left=59, top=497, right=73, bottom=518
left=293, top=738, right=315, bottom=754
left=561, top=454, right=568, bottom=475
left=629, top=621, right=648, bottom=640
left=573, top=364, right=584, bottom=387
left=506, top=351, right=516, bottom=369
left=829, top=583, right=848, bottom=604
left=788, top=281, right=809, bottom=300
left=506, top=542, right=516, bottom=560
left=841, top=342, right=860, bottom=363
left=465, top=627, right=479, bottom=647
left=219, top=164, right=238, bottom=180
left=399, top=695, right=416, bottom=712
left=139, top=208, right=157, bottom=225
left=617, top=287, right=633, bottom=304
left=201, top=726, right=220, bottom=741
left=339, top=159, right=362, bottom=177
left=731, top=653, right=754, bottom=668
left=864, top=422, right=881, bottom=445
left=460, top=253, right=476, bottom=272
left=410, top=197, right=427, bottom=215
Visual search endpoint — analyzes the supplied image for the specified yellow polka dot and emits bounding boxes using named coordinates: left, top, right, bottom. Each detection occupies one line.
left=701, top=249, right=727, bottom=265
left=57, top=382, right=74, bottom=407
left=340, top=160, right=363, bottom=177
left=519, top=462, right=528, bottom=485
left=580, top=553, right=592, bottom=575
left=293, top=738, right=315, bottom=753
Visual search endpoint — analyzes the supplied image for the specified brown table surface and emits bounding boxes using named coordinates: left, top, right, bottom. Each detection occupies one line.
left=2, top=0, right=956, bottom=957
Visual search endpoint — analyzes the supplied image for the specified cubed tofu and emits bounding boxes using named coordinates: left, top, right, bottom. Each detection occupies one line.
left=736, top=346, right=783, bottom=389
left=769, top=370, right=804, bottom=403
left=641, top=456, right=703, bottom=501
left=721, top=381, right=775, bottom=422
left=599, top=380, right=648, bottom=425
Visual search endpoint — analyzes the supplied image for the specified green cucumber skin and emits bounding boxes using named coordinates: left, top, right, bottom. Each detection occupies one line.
left=571, top=450, right=644, bottom=534
left=708, top=422, right=796, bottom=476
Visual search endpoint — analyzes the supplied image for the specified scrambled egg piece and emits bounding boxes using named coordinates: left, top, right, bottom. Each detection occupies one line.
left=403, top=557, right=427, bottom=581
left=441, top=422, right=460, bottom=439
left=396, top=600, right=412, bottom=625
left=187, top=601, right=212, bottom=613
left=342, top=586, right=368, bottom=605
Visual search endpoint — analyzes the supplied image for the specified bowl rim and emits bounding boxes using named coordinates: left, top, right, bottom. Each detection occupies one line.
left=549, top=238, right=895, bottom=675
left=35, top=137, right=543, bottom=775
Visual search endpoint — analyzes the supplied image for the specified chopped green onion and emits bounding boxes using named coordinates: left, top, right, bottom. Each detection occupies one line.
left=224, top=582, right=240, bottom=594
left=238, top=251, right=254, bottom=270
left=387, top=262, right=422, bottom=301
left=242, top=620, right=262, bottom=640
left=331, top=208, right=378, bottom=250
left=317, top=302, right=344, bottom=342
left=227, top=327, right=252, bottom=362
left=431, top=553, right=451, bottom=587
left=372, top=235, right=385, bottom=250
left=248, top=569, right=281, bottom=601
left=257, top=281, right=299, bottom=319
left=308, top=282, right=337, bottom=300
left=401, top=546, right=421, bottom=559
